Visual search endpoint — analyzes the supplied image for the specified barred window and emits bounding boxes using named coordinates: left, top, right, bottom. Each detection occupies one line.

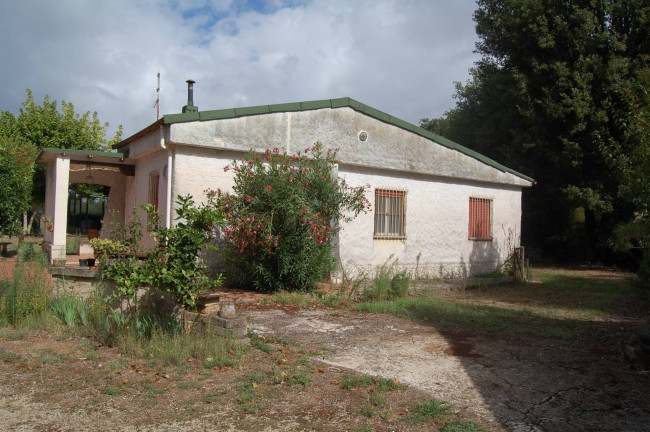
left=469, top=197, right=492, bottom=240
left=148, top=171, right=160, bottom=229
left=374, top=189, right=406, bottom=239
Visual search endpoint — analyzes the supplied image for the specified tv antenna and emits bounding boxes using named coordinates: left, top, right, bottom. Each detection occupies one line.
left=152, top=71, right=161, bottom=119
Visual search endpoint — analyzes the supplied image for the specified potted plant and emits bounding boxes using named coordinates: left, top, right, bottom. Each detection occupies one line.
left=42, top=216, right=53, bottom=233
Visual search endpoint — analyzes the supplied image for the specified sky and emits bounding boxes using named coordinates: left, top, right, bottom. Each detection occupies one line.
left=0, top=0, right=481, bottom=140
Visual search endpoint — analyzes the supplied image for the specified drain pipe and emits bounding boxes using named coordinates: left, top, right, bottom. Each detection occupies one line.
left=160, top=125, right=173, bottom=228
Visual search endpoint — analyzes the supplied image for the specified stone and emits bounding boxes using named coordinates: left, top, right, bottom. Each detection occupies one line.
left=218, top=300, right=236, bottom=318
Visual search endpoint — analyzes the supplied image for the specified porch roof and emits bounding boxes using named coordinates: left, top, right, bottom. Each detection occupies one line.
left=36, top=148, right=134, bottom=165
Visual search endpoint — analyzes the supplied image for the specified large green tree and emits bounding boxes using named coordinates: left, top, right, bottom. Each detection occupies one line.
left=0, top=138, right=36, bottom=235
left=0, top=90, right=123, bottom=234
left=601, top=64, right=650, bottom=282
left=422, top=0, right=650, bottom=263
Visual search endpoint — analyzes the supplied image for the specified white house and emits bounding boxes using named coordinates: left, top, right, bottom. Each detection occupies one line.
left=38, top=86, right=533, bottom=278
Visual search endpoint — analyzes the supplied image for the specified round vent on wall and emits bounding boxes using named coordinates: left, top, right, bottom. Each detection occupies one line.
left=358, top=131, right=368, bottom=142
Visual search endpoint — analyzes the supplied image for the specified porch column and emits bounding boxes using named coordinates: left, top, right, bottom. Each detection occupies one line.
left=44, top=156, right=70, bottom=263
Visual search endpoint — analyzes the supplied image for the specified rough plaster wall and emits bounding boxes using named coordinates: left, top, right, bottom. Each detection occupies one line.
left=170, top=107, right=530, bottom=187
left=133, top=151, right=169, bottom=250
left=125, top=130, right=161, bottom=159
left=171, top=146, right=238, bottom=202
left=337, top=166, right=522, bottom=278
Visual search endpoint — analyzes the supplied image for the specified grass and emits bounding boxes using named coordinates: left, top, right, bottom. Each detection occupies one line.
left=351, top=267, right=642, bottom=341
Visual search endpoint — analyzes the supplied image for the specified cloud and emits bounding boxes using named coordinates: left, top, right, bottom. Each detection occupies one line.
left=0, top=0, right=479, bottom=139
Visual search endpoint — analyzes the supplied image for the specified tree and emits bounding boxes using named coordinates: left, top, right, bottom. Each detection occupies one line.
left=0, top=138, right=36, bottom=235
left=600, top=64, right=650, bottom=283
left=0, top=90, right=123, bottom=234
left=421, top=0, right=650, bottom=263
left=217, top=143, right=370, bottom=292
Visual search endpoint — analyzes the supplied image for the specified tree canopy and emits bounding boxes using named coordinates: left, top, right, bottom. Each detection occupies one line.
left=421, top=0, right=650, bottom=263
left=0, top=90, right=123, bottom=235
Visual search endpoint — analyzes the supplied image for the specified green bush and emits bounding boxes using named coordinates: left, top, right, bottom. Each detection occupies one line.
left=217, top=143, right=370, bottom=292
left=100, top=194, right=225, bottom=309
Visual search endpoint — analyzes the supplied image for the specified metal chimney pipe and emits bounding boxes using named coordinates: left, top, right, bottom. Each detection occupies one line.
left=182, top=79, right=198, bottom=113
left=187, top=79, right=195, bottom=105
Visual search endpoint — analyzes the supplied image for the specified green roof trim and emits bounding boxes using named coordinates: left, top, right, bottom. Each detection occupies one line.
left=155, top=97, right=533, bottom=183
left=37, top=148, right=128, bottom=159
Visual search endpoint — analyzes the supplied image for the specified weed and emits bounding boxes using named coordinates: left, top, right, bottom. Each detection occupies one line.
left=236, top=372, right=265, bottom=412
left=109, top=357, right=128, bottom=372
left=441, top=419, right=481, bottom=432
left=101, top=386, right=122, bottom=396
left=248, top=332, right=274, bottom=354
left=340, top=373, right=374, bottom=390
left=272, top=364, right=312, bottom=386
left=0, top=327, right=29, bottom=340
left=35, top=348, right=68, bottom=364
left=50, top=295, right=88, bottom=327
left=370, top=391, right=388, bottom=407
left=363, top=257, right=412, bottom=301
left=337, top=264, right=370, bottom=300
left=1, top=245, right=50, bottom=324
left=361, top=397, right=376, bottom=417
left=0, top=348, right=21, bottom=363
left=405, top=399, right=451, bottom=423
left=376, top=377, right=402, bottom=392
left=202, top=393, right=219, bottom=404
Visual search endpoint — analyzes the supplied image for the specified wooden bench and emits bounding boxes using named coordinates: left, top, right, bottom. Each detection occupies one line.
left=0, top=241, right=11, bottom=257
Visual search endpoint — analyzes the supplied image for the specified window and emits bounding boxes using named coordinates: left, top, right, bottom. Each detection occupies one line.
left=148, top=171, right=160, bottom=229
left=374, top=189, right=406, bottom=239
left=469, top=197, right=492, bottom=240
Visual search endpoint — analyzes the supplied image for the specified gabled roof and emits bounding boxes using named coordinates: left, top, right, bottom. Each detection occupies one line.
left=114, top=97, right=533, bottom=183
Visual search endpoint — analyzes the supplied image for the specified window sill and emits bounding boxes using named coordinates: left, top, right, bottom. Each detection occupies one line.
left=374, top=236, right=407, bottom=240
left=469, top=237, right=493, bottom=241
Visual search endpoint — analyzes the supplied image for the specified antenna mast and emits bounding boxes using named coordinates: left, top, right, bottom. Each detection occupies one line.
left=154, top=71, right=161, bottom=120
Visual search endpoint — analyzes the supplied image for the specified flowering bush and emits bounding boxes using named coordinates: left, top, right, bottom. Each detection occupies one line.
left=215, top=142, right=371, bottom=292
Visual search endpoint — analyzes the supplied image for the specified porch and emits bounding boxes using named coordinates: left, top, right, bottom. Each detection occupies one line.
left=36, top=148, right=135, bottom=264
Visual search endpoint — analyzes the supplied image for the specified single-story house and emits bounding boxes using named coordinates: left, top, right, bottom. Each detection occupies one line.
left=38, top=84, right=533, bottom=278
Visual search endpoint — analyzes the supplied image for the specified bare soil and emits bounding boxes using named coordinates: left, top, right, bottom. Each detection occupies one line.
left=1, top=266, right=649, bottom=431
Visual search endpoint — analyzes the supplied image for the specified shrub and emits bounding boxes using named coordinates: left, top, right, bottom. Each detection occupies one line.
left=101, top=194, right=225, bottom=309
left=217, top=143, right=370, bottom=292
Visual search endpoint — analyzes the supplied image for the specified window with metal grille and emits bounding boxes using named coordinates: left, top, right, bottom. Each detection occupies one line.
left=469, top=197, right=492, bottom=240
left=374, top=189, right=406, bottom=239
left=147, top=171, right=160, bottom=229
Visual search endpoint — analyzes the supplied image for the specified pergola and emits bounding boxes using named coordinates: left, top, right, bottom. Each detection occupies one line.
left=36, top=148, right=135, bottom=264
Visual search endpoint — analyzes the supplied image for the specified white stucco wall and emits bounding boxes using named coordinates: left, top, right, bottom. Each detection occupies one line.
left=118, top=105, right=530, bottom=277
left=337, top=166, right=522, bottom=278
left=132, top=151, right=169, bottom=250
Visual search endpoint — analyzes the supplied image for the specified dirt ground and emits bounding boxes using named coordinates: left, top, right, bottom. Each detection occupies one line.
left=244, top=302, right=650, bottom=431
left=1, top=266, right=649, bottom=431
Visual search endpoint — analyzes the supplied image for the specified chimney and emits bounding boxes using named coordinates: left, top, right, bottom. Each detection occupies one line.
left=182, top=79, right=198, bottom=113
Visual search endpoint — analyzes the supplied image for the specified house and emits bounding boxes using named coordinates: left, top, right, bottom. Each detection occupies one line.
left=38, top=83, right=533, bottom=278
